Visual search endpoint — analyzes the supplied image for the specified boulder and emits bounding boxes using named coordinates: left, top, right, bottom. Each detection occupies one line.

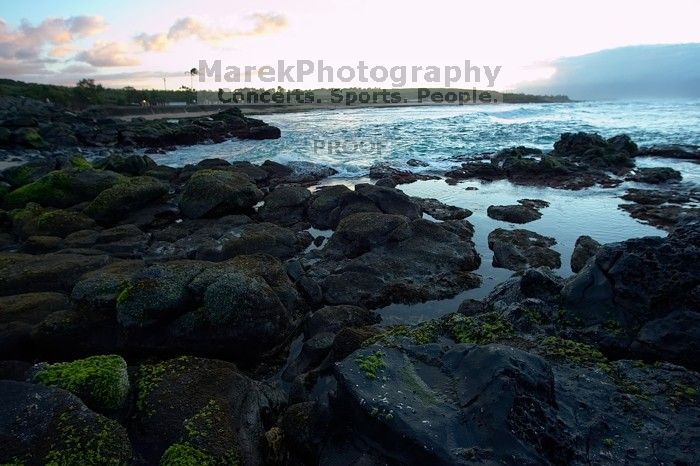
left=302, top=214, right=480, bottom=307
left=487, top=204, right=542, bottom=224
left=562, top=218, right=700, bottom=368
left=84, top=176, right=168, bottom=224
left=179, top=169, right=262, bottom=219
left=10, top=203, right=96, bottom=238
left=134, top=356, right=268, bottom=465
left=257, top=184, right=311, bottom=226
left=93, top=153, right=156, bottom=176
left=488, top=228, right=560, bottom=271
left=412, top=197, right=472, bottom=221
left=0, top=252, right=110, bottom=295
left=222, top=222, right=311, bottom=259
left=570, top=235, right=601, bottom=273
left=3, top=169, right=123, bottom=209
left=0, top=380, right=132, bottom=465
left=30, top=354, right=130, bottom=412
left=626, top=167, right=682, bottom=184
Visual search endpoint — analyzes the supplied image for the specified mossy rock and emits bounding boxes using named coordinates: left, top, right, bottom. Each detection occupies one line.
left=445, top=312, right=514, bottom=344
left=3, top=169, right=123, bottom=209
left=134, top=356, right=263, bottom=465
left=32, top=354, right=130, bottom=412
left=93, top=154, right=155, bottom=176
left=84, top=176, right=168, bottom=224
left=0, top=380, right=132, bottom=465
left=10, top=203, right=96, bottom=238
left=159, top=400, right=240, bottom=465
left=159, top=443, right=218, bottom=466
left=13, top=127, right=47, bottom=149
left=179, top=169, right=262, bottom=219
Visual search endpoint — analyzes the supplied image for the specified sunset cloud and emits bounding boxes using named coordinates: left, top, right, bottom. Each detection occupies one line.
left=134, top=13, right=287, bottom=52
left=76, top=41, right=139, bottom=67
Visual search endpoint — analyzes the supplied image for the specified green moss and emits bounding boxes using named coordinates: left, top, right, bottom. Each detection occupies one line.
left=33, top=355, right=129, bottom=411
left=44, top=413, right=129, bottom=466
left=6, top=164, right=40, bottom=187
left=69, top=156, right=93, bottom=171
left=447, top=312, right=513, bottom=344
left=15, top=128, right=47, bottom=149
left=365, top=320, right=441, bottom=346
left=602, top=438, right=614, bottom=449
left=540, top=336, right=608, bottom=367
left=356, top=351, right=386, bottom=380
left=115, top=282, right=133, bottom=305
left=604, top=320, right=623, bottom=334
left=183, top=400, right=226, bottom=442
left=136, top=357, right=192, bottom=416
left=160, top=443, right=217, bottom=466
left=524, top=308, right=544, bottom=325
left=4, top=171, right=72, bottom=208
left=668, top=382, right=697, bottom=408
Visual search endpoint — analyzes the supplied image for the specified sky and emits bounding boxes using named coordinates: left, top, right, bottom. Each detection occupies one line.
left=1, top=0, right=699, bottom=92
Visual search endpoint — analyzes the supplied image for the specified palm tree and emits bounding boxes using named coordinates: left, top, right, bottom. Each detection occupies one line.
left=189, top=67, right=198, bottom=90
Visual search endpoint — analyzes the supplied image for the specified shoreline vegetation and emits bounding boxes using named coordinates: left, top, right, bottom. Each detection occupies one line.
left=1, top=78, right=572, bottom=118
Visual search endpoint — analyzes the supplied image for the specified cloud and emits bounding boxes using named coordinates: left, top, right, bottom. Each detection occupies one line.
left=134, top=13, right=287, bottom=52
left=134, top=32, right=169, bottom=52
left=48, top=44, right=77, bottom=58
left=0, top=16, right=106, bottom=60
left=0, top=15, right=105, bottom=76
left=76, top=41, right=140, bottom=67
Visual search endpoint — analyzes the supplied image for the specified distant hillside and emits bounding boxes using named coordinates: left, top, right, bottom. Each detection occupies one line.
left=519, top=43, right=700, bottom=100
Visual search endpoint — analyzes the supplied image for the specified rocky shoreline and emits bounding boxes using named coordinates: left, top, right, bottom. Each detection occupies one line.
left=0, top=99, right=698, bottom=465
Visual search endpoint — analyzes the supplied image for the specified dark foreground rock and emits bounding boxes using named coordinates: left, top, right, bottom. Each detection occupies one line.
left=488, top=228, right=561, bottom=271
left=487, top=199, right=549, bottom=224
left=570, top=235, right=601, bottom=272
left=562, top=217, right=700, bottom=368
left=330, top=338, right=699, bottom=466
left=0, top=380, right=132, bottom=465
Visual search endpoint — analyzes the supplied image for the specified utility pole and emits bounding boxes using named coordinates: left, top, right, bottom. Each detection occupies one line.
left=163, top=77, right=167, bottom=91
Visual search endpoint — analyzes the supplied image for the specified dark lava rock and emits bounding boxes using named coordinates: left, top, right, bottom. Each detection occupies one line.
left=0, top=252, right=110, bottom=295
left=306, top=183, right=421, bottom=230
left=570, top=235, right=601, bottom=273
left=300, top=212, right=480, bottom=307
left=488, top=228, right=560, bottom=271
left=116, top=254, right=303, bottom=358
left=637, top=144, right=700, bottom=160
left=222, top=222, right=312, bottom=259
left=368, top=163, right=438, bottom=185
left=626, top=167, right=682, bottom=184
left=179, top=169, right=263, bottom=219
left=303, top=305, right=380, bottom=337
left=412, top=197, right=472, bottom=220
left=487, top=204, right=542, bottom=224
left=562, top=217, right=700, bottom=368
left=93, top=153, right=156, bottom=176
left=3, top=168, right=123, bottom=209
left=0, top=380, right=132, bottom=465
left=84, top=176, right=168, bottom=225
left=10, top=203, right=96, bottom=238
left=133, top=356, right=269, bottom=465
left=257, top=184, right=311, bottom=226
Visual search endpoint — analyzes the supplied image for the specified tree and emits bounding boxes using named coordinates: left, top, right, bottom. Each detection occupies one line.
left=73, top=78, right=104, bottom=106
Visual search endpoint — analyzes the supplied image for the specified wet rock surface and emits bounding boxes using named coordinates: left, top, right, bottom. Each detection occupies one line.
left=488, top=228, right=561, bottom=271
